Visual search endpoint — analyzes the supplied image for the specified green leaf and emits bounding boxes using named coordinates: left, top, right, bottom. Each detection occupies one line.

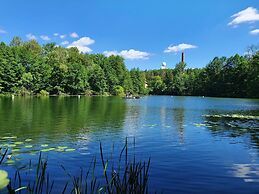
left=0, top=170, right=10, bottom=190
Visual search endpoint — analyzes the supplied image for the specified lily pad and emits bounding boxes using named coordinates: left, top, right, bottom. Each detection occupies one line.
left=41, top=148, right=55, bottom=152
left=57, top=146, right=68, bottom=149
left=0, top=170, right=10, bottom=190
left=5, top=160, right=15, bottom=165
left=41, top=144, right=49, bottom=147
left=25, top=139, right=32, bottom=142
left=14, top=142, right=24, bottom=145
left=65, top=148, right=76, bottom=152
left=194, top=123, right=206, bottom=127
left=25, top=145, right=33, bottom=148
left=12, top=149, right=20, bottom=152
left=8, top=144, right=17, bottom=147
left=56, top=149, right=65, bottom=152
left=1, top=136, right=17, bottom=139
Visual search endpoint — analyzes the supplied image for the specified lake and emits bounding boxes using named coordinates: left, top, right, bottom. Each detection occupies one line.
left=0, top=96, right=259, bottom=193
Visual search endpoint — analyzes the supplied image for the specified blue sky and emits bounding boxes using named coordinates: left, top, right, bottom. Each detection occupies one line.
left=0, top=0, right=258, bottom=70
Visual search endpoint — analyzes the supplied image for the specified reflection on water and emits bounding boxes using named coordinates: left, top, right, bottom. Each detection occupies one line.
left=232, top=164, right=259, bottom=182
left=0, top=96, right=127, bottom=141
left=0, top=96, right=259, bottom=193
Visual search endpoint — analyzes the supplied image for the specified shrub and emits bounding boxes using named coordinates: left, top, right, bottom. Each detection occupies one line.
left=113, top=85, right=125, bottom=97
left=39, top=90, right=49, bottom=96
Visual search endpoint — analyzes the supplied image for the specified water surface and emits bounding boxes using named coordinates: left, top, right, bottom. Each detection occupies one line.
left=0, top=96, right=259, bottom=193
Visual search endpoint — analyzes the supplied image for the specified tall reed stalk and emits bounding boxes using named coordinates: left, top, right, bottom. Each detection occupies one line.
left=0, top=139, right=151, bottom=194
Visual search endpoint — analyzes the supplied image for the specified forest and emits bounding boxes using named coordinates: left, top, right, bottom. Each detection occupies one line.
left=0, top=37, right=258, bottom=98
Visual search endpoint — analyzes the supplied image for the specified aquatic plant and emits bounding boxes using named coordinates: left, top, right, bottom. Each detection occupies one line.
left=0, top=170, right=10, bottom=190
left=0, top=139, right=151, bottom=194
left=203, top=114, right=259, bottom=120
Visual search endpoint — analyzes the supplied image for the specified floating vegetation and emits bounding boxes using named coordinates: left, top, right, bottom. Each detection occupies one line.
left=1, top=136, right=17, bottom=140
left=24, top=138, right=32, bottom=142
left=0, top=135, right=77, bottom=162
left=24, top=145, right=33, bottom=148
left=0, top=170, right=10, bottom=190
left=5, top=160, right=15, bottom=165
left=1, top=139, right=151, bottom=194
left=65, top=148, right=76, bottom=152
left=143, top=124, right=158, bottom=127
left=41, top=148, right=55, bottom=152
left=57, top=146, right=67, bottom=149
left=203, top=114, right=259, bottom=120
left=8, top=144, right=16, bottom=148
left=12, top=149, right=20, bottom=153
left=14, top=142, right=23, bottom=145
left=194, top=123, right=207, bottom=127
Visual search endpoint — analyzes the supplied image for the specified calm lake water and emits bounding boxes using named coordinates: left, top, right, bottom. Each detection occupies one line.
left=1, top=96, right=259, bottom=193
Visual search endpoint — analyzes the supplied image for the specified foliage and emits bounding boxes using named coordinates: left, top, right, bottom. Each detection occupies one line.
left=144, top=50, right=259, bottom=98
left=0, top=38, right=146, bottom=96
left=0, top=37, right=258, bottom=98
left=39, top=90, right=49, bottom=96
left=0, top=140, right=151, bottom=194
left=0, top=170, right=9, bottom=190
left=113, top=85, right=126, bottom=97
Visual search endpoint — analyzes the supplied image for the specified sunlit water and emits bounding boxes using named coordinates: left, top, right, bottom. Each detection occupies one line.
left=0, top=96, right=259, bottom=193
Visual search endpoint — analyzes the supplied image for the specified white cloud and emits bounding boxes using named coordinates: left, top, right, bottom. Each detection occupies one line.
left=250, top=29, right=259, bottom=35
left=103, top=49, right=150, bottom=60
left=164, top=43, right=197, bottom=53
left=40, top=35, right=51, bottom=41
left=0, top=28, right=7, bottom=34
left=103, top=50, right=120, bottom=57
left=53, top=33, right=59, bottom=36
left=61, top=40, right=69, bottom=45
left=60, top=34, right=66, bottom=39
left=70, top=32, right=79, bottom=38
left=26, top=33, right=37, bottom=40
left=228, top=7, right=259, bottom=26
left=67, top=37, right=95, bottom=53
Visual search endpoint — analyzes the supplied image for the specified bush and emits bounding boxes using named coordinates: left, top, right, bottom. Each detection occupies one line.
left=113, top=85, right=125, bottom=97
left=39, top=90, right=49, bottom=96
left=84, top=89, right=93, bottom=96
left=15, top=87, right=31, bottom=96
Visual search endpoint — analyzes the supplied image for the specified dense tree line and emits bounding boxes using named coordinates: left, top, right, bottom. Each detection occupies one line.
left=0, top=37, right=146, bottom=96
left=145, top=49, right=259, bottom=98
left=0, top=37, right=258, bottom=98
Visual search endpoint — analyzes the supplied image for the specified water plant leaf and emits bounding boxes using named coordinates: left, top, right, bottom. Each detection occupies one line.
left=1, top=136, right=17, bottom=139
left=8, top=144, right=17, bottom=147
left=25, top=145, right=33, bottom=148
left=14, top=142, right=24, bottom=145
left=56, top=149, right=65, bottom=152
left=12, top=149, right=20, bottom=152
left=0, top=170, right=10, bottom=190
left=25, top=139, right=32, bottom=142
left=194, top=123, right=206, bottom=127
left=65, top=149, right=76, bottom=152
left=57, top=146, right=68, bottom=149
left=5, top=160, right=15, bottom=165
left=41, top=148, right=55, bottom=152
left=41, top=144, right=49, bottom=147
left=203, top=114, right=259, bottom=120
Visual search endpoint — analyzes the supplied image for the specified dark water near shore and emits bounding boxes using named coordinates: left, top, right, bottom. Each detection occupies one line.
left=1, top=96, right=259, bottom=193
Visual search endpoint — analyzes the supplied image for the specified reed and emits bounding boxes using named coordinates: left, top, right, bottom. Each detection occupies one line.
left=0, top=139, right=151, bottom=194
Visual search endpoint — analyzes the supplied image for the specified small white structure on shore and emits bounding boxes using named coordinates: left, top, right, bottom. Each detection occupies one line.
left=161, top=62, right=167, bottom=70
